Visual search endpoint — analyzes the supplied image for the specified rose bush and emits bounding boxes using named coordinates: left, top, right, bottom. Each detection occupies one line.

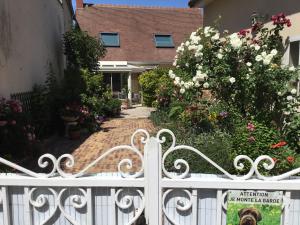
left=151, top=13, right=300, bottom=175
left=169, top=13, right=299, bottom=126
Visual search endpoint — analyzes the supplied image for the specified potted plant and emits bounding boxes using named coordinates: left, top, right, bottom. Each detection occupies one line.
left=121, top=87, right=130, bottom=109
left=60, top=104, right=80, bottom=122
left=68, top=124, right=81, bottom=140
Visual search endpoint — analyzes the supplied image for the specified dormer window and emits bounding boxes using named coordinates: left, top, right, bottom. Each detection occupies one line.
left=100, top=32, right=120, bottom=47
left=154, top=34, right=174, bottom=48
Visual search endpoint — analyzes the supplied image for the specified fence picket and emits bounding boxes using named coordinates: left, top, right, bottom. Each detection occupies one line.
left=1, top=187, right=11, bottom=225
left=23, top=187, right=32, bottom=225
left=86, top=188, right=93, bottom=225
left=0, top=128, right=300, bottom=225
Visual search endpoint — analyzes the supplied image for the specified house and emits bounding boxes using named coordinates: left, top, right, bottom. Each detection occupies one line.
left=76, top=0, right=203, bottom=104
left=189, top=0, right=300, bottom=68
left=0, top=0, right=73, bottom=98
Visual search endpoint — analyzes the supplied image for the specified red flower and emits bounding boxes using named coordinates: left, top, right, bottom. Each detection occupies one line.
left=272, top=157, right=278, bottom=163
left=238, top=29, right=250, bottom=37
left=271, top=141, right=287, bottom=149
left=271, top=13, right=292, bottom=27
left=287, top=156, right=295, bottom=164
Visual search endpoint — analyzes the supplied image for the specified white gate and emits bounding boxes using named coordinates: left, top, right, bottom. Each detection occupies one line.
left=1, top=128, right=300, bottom=225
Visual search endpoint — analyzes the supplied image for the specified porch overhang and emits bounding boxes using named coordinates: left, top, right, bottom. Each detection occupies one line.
left=98, top=61, right=156, bottom=72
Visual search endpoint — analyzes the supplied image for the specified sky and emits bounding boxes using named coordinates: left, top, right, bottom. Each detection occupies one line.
left=72, top=0, right=188, bottom=10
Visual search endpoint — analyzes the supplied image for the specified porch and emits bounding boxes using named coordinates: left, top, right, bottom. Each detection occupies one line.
left=99, top=61, right=156, bottom=106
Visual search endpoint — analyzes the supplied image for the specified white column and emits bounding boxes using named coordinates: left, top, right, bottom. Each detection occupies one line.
left=127, top=72, right=132, bottom=106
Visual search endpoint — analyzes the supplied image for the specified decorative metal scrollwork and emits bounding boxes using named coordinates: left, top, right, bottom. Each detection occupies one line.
left=157, top=129, right=300, bottom=181
left=115, top=188, right=145, bottom=225
left=58, top=188, right=88, bottom=225
left=29, top=188, right=58, bottom=225
left=0, top=129, right=149, bottom=178
left=162, top=189, right=192, bottom=225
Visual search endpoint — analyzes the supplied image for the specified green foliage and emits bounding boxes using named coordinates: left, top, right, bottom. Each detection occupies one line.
left=63, top=28, right=106, bottom=71
left=30, top=64, right=63, bottom=138
left=139, top=67, right=171, bottom=107
left=283, top=114, right=300, bottom=152
left=231, top=121, right=299, bottom=174
left=150, top=110, right=233, bottom=173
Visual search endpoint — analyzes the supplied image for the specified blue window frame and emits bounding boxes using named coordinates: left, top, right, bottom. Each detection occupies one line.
left=100, top=32, right=120, bottom=47
left=154, top=34, right=174, bottom=48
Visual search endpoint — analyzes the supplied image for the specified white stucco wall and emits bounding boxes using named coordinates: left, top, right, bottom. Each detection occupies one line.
left=202, top=0, right=300, bottom=41
left=0, top=0, right=73, bottom=98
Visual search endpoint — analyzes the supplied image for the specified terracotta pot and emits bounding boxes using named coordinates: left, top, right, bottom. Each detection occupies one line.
left=61, top=116, right=79, bottom=122
left=69, top=130, right=81, bottom=140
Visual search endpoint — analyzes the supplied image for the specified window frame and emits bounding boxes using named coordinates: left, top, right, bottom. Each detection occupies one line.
left=100, top=32, right=120, bottom=47
left=154, top=34, right=175, bottom=48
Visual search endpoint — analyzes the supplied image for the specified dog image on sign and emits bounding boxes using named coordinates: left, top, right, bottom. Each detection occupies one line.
left=226, top=190, right=283, bottom=225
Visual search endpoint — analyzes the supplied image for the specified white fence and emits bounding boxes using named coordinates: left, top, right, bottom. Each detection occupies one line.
left=1, top=128, right=300, bottom=225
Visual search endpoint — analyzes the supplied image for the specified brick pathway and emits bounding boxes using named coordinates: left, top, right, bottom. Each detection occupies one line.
left=65, top=118, right=155, bottom=174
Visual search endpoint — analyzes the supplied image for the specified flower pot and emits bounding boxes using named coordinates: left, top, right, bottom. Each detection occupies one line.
left=69, top=130, right=81, bottom=140
left=61, top=116, right=79, bottom=122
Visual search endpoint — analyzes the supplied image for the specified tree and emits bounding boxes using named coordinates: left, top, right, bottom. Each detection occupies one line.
left=63, top=28, right=106, bottom=71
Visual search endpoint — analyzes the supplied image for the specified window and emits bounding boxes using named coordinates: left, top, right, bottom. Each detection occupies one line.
left=154, top=34, right=174, bottom=48
left=100, top=33, right=120, bottom=47
left=289, top=40, right=300, bottom=67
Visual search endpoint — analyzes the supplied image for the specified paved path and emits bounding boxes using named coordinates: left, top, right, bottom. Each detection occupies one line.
left=120, top=105, right=155, bottom=119
left=67, top=118, right=155, bottom=173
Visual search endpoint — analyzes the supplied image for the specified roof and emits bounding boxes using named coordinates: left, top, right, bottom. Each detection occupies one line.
left=76, top=4, right=203, bottom=63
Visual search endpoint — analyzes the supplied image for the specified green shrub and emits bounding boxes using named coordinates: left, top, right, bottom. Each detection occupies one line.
left=230, top=121, right=299, bottom=174
left=63, top=28, right=106, bottom=71
left=139, top=67, right=170, bottom=107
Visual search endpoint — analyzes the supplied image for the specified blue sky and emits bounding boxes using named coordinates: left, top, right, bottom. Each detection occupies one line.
left=72, top=0, right=188, bottom=10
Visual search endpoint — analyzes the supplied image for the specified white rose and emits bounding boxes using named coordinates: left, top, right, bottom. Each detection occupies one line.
left=204, top=26, right=211, bottom=34
left=185, top=63, right=189, bottom=67
left=289, top=66, right=296, bottom=71
left=180, top=88, right=186, bottom=94
left=277, top=91, right=283, bottom=96
left=271, top=49, right=278, bottom=56
left=246, top=62, right=252, bottom=67
left=291, top=89, right=297, bottom=95
left=229, top=33, right=243, bottom=49
left=211, top=33, right=220, bottom=41
left=195, top=82, right=200, bottom=87
left=255, top=55, right=263, bottom=62
left=203, top=82, right=210, bottom=88
left=254, top=45, right=260, bottom=51
left=229, top=77, right=236, bottom=84
left=287, top=95, right=293, bottom=101
left=185, top=41, right=190, bottom=46
left=246, top=74, right=250, bottom=80
left=217, top=53, right=223, bottom=59
left=261, top=51, right=267, bottom=57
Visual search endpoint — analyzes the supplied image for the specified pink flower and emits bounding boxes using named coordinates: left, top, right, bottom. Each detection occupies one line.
left=248, top=136, right=256, bottom=143
left=246, top=123, right=255, bottom=132
left=0, top=121, right=7, bottom=126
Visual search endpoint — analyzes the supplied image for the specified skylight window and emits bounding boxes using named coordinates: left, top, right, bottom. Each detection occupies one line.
left=100, top=33, right=120, bottom=47
left=154, top=34, right=174, bottom=48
